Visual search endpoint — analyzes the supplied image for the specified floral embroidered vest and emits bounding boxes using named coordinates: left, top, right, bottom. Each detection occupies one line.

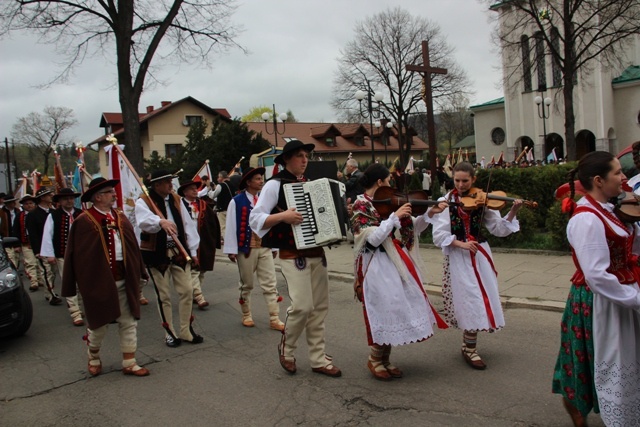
left=570, top=205, right=637, bottom=285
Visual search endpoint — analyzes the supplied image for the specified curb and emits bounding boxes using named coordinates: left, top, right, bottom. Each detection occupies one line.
left=218, top=256, right=565, bottom=314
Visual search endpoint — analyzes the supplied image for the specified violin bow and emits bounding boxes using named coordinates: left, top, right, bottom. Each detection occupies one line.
left=477, top=167, right=494, bottom=241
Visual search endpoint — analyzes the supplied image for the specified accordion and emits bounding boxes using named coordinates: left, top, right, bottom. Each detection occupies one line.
left=283, top=178, right=347, bottom=249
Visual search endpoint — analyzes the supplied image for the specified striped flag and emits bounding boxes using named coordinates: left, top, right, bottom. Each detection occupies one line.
left=106, top=144, right=143, bottom=233
left=192, top=160, right=212, bottom=186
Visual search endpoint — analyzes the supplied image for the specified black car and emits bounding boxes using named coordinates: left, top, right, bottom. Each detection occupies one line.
left=0, top=236, right=33, bottom=338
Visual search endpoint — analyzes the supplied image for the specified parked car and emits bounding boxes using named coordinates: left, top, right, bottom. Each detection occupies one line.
left=554, top=143, right=639, bottom=199
left=0, top=236, right=33, bottom=338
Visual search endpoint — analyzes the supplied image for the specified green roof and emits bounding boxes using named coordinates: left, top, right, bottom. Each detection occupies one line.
left=470, top=97, right=505, bottom=109
left=612, top=65, right=640, bottom=85
left=489, top=1, right=513, bottom=11
left=453, top=135, right=476, bottom=149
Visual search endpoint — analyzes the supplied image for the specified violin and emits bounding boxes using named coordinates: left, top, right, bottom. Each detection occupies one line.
left=457, top=187, right=538, bottom=211
left=372, top=186, right=447, bottom=219
left=611, top=192, right=640, bottom=223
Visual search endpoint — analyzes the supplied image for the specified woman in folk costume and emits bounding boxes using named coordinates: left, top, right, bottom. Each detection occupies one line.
left=351, top=163, right=448, bottom=381
left=552, top=151, right=640, bottom=427
left=430, top=161, right=522, bottom=370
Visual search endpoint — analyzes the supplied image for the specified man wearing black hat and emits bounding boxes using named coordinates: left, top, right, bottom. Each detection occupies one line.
left=62, top=178, right=149, bottom=377
left=14, top=195, right=39, bottom=291
left=178, top=180, right=221, bottom=310
left=224, top=167, right=284, bottom=330
left=249, top=139, right=342, bottom=377
left=40, top=188, right=84, bottom=326
left=135, top=170, right=202, bottom=348
left=211, top=170, right=238, bottom=240
left=26, top=188, right=61, bottom=305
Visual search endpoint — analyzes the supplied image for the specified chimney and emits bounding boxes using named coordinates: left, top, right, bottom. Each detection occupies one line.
left=146, top=105, right=154, bottom=113
left=160, top=101, right=171, bottom=107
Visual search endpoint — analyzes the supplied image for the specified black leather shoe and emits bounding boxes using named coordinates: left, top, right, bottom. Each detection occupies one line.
left=165, top=336, right=182, bottom=348
left=49, top=296, right=63, bottom=306
left=185, top=334, right=204, bottom=344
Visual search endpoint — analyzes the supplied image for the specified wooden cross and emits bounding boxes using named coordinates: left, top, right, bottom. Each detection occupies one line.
left=406, top=40, right=448, bottom=181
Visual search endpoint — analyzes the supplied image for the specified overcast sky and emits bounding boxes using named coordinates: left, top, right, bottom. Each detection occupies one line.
left=0, top=0, right=503, bottom=147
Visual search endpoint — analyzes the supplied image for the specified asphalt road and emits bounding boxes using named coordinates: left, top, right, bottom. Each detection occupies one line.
left=0, top=261, right=604, bottom=427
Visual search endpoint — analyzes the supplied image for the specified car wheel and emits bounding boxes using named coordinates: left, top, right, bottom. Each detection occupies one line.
left=9, top=287, right=33, bottom=338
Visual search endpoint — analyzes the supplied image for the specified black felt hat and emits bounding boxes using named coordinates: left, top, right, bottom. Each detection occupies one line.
left=53, top=187, right=81, bottom=202
left=81, top=177, right=120, bottom=203
left=273, top=139, right=315, bottom=165
left=149, top=169, right=177, bottom=183
left=177, top=180, right=199, bottom=197
left=238, top=167, right=266, bottom=190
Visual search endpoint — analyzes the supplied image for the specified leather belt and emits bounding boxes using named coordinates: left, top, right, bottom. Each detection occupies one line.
left=279, top=247, right=325, bottom=259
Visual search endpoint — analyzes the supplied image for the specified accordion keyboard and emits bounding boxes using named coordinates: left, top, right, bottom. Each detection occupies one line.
left=283, top=178, right=346, bottom=249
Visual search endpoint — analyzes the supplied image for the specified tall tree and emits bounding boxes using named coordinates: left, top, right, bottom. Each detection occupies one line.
left=437, top=95, right=474, bottom=155
left=487, top=0, right=640, bottom=160
left=180, top=118, right=270, bottom=179
left=242, top=106, right=299, bottom=123
left=331, top=7, right=472, bottom=169
left=11, top=106, right=77, bottom=175
left=0, top=0, right=243, bottom=173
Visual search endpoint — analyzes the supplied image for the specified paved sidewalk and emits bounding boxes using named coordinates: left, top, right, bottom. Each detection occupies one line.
left=218, top=242, right=574, bottom=312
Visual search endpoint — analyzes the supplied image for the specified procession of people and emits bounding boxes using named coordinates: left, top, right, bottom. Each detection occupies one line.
left=1, top=139, right=637, bottom=427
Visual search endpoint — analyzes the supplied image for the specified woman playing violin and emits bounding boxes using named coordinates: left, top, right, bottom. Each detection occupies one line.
left=551, top=151, right=640, bottom=427
left=351, top=164, right=447, bottom=381
left=429, top=161, right=523, bottom=370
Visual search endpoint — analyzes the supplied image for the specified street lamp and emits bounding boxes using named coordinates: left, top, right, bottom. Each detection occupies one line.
left=261, top=104, right=288, bottom=147
left=534, top=92, right=552, bottom=154
left=355, top=86, right=384, bottom=163
left=375, top=120, right=394, bottom=165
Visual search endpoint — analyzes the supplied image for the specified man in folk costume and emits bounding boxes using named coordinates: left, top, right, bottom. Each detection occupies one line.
left=13, top=196, right=40, bottom=291
left=177, top=180, right=221, bottom=310
left=250, top=140, right=341, bottom=377
left=223, top=167, right=284, bottom=331
left=135, top=170, right=202, bottom=348
left=212, top=170, right=237, bottom=239
left=62, top=178, right=149, bottom=377
left=40, top=188, right=85, bottom=326
left=26, top=188, right=61, bottom=305
left=2, top=194, right=21, bottom=268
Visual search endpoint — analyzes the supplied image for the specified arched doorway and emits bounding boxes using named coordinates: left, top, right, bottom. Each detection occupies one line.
left=575, top=129, right=596, bottom=159
left=516, top=136, right=534, bottom=162
left=545, top=133, right=564, bottom=162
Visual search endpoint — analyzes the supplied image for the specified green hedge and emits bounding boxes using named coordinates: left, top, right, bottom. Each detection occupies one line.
left=418, top=163, right=576, bottom=251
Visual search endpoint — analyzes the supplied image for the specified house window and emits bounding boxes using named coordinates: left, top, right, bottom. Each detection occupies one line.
left=325, top=137, right=336, bottom=147
left=551, top=28, right=562, bottom=87
left=534, top=32, right=547, bottom=90
left=165, top=144, right=183, bottom=159
left=491, top=127, right=506, bottom=145
left=185, top=115, right=202, bottom=126
left=354, top=135, right=365, bottom=146
left=521, top=35, right=532, bottom=91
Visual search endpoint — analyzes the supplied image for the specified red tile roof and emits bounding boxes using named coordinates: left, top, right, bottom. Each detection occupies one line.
left=90, top=96, right=232, bottom=146
left=245, top=122, right=428, bottom=155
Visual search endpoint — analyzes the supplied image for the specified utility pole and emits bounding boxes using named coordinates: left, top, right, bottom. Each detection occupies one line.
left=4, top=137, right=11, bottom=193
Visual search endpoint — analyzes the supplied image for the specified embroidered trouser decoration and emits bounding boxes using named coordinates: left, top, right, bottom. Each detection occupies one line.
left=148, top=266, right=178, bottom=341
left=469, top=246, right=497, bottom=329
left=38, top=258, right=58, bottom=299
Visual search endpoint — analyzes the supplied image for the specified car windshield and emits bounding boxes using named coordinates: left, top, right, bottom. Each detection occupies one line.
left=619, top=151, right=639, bottom=180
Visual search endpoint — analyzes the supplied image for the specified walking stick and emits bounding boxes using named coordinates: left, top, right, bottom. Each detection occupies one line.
left=106, top=136, right=191, bottom=262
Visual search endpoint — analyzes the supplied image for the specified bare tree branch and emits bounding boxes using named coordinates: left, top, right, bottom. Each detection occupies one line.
left=0, top=0, right=245, bottom=172
left=331, top=7, right=472, bottom=169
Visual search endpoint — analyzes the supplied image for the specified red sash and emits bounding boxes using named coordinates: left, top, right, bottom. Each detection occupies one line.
left=392, top=239, right=448, bottom=329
